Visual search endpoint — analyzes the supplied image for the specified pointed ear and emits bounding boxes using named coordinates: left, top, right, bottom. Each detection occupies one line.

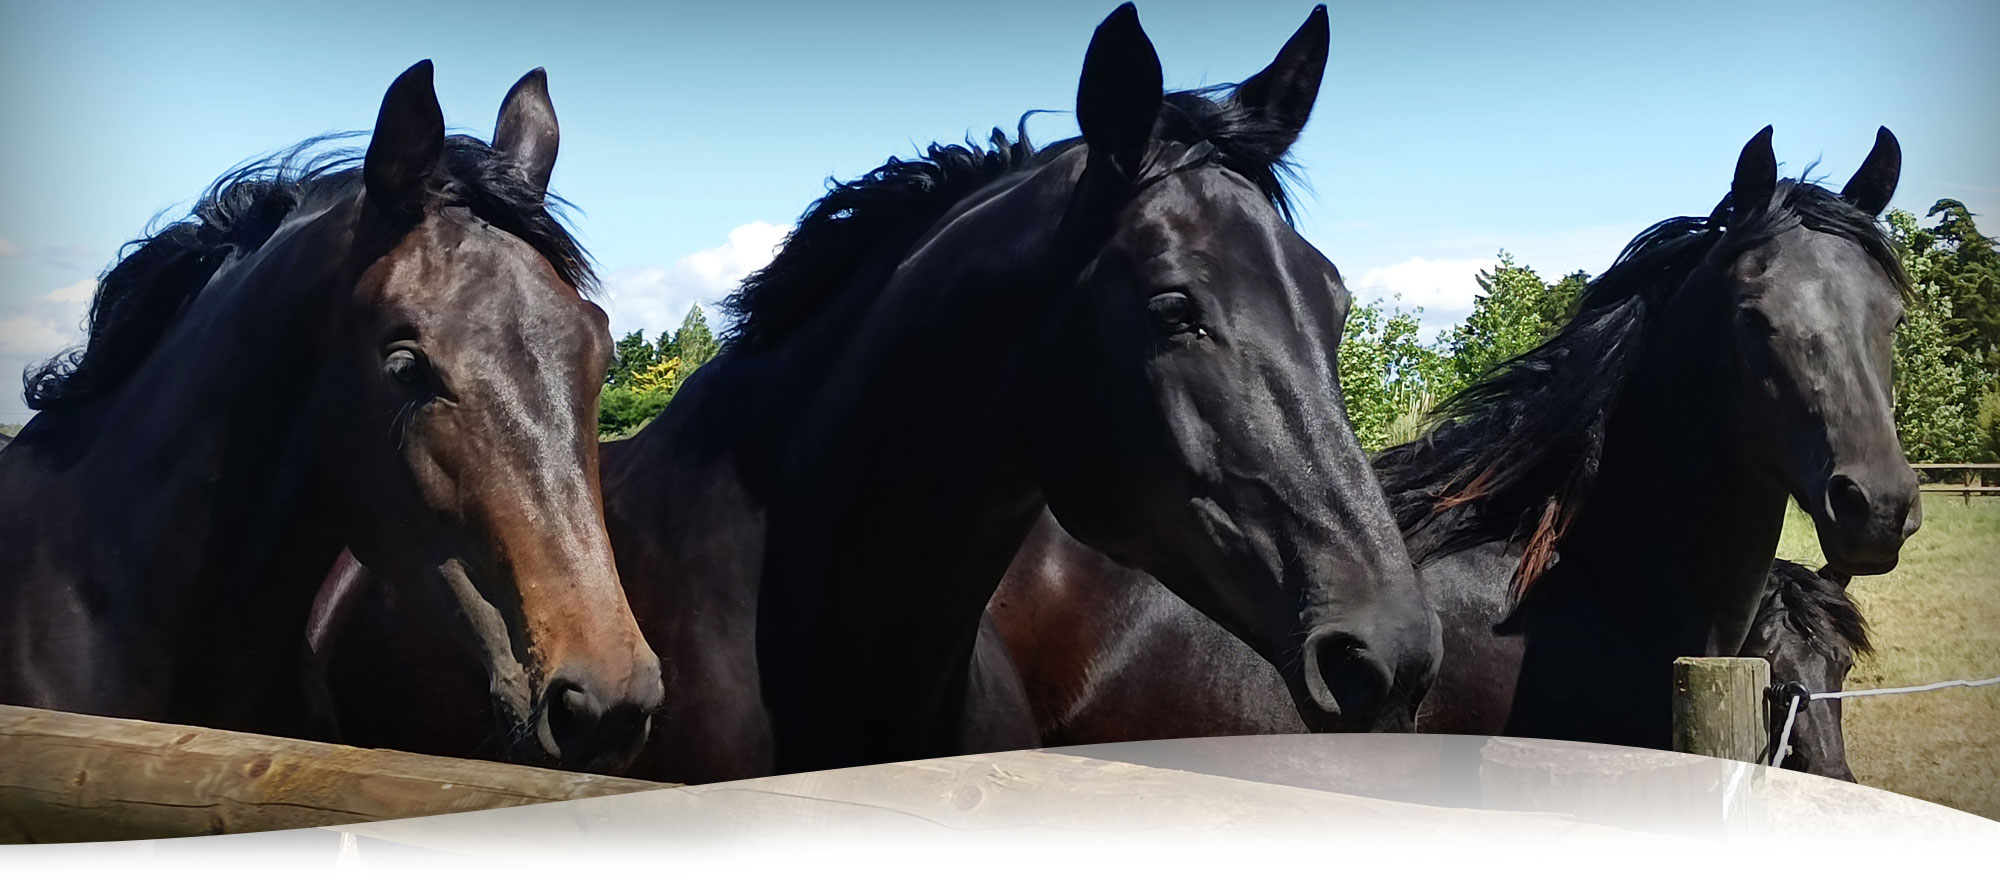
left=364, top=60, right=445, bottom=217
left=1231, top=4, right=1329, bottom=153
left=1841, top=127, right=1900, bottom=218
left=1076, top=3, right=1162, bottom=180
left=495, top=68, right=560, bottom=198
left=1729, top=125, right=1777, bottom=228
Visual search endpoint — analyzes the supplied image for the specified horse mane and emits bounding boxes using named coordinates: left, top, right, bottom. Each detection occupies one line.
left=1762, top=559, right=1873, bottom=655
left=718, top=87, right=1301, bottom=352
left=23, top=134, right=597, bottom=411
left=1374, top=177, right=1911, bottom=597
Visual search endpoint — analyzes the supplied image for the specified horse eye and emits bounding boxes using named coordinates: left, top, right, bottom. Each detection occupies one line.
left=1147, top=291, right=1202, bottom=337
left=384, top=347, right=429, bottom=386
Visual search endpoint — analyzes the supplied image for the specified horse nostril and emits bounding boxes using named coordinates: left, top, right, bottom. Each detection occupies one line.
left=536, top=671, right=656, bottom=773
left=540, top=678, right=598, bottom=759
left=1304, top=631, right=1394, bottom=732
left=1826, top=473, right=1870, bottom=528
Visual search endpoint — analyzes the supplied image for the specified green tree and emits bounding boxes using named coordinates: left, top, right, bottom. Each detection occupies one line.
left=1886, top=208, right=1996, bottom=462
left=1979, top=386, right=2000, bottom=460
left=670, top=305, right=720, bottom=368
left=1890, top=278, right=1988, bottom=462
left=1919, top=200, right=2000, bottom=365
left=1445, top=252, right=1565, bottom=384
left=1546, top=270, right=1591, bottom=323
left=607, top=330, right=658, bottom=389
left=597, top=382, right=672, bottom=438
left=1338, top=298, right=1452, bottom=452
left=596, top=305, right=727, bottom=439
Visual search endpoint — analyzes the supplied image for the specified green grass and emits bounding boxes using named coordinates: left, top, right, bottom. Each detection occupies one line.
left=1776, top=497, right=2000, bottom=819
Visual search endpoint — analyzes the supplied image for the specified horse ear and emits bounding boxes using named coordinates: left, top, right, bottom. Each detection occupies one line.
left=1231, top=4, right=1329, bottom=153
left=1840, top=127, right=1900, bottom=218
left=1729, top=125, right=1777, bottom=228
left=364, top=60, right=446, bottom=217
left=1076, top=3, right=1162, bottom=180
left=495, top=68, right=560, bottom=198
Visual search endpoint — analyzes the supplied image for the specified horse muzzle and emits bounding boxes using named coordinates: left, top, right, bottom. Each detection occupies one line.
left=1814, top=466, right=1921, bottom=576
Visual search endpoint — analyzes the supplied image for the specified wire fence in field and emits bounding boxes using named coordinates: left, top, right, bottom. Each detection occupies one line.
left=1766, top=673, right=2000, bottom=767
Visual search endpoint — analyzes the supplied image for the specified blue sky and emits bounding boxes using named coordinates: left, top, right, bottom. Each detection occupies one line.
left=3, top=0, right=1996, bottom=423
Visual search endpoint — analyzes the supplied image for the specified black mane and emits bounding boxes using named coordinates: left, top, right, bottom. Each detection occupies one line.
left=719, top=87, right=1301, bottom=352
left=1763, top=559, right=1873, bottom=655
left=23, top=134, right=596, bottom=411
left=1374, top=179, right=1910, bottom=592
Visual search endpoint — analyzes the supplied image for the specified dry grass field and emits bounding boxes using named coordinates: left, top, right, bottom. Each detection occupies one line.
left=1775, top=497, right=2000, bottom=819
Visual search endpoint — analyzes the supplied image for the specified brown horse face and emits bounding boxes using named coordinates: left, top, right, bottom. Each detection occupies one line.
left=321, top=64, right=660, bottom=773
left=1722, top=128, right=1920, bottom=577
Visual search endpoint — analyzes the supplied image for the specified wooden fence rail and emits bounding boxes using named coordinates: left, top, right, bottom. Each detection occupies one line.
left=0, top=704, right=670, bottom=844
left=1912, top=462, right=2000, bottom=501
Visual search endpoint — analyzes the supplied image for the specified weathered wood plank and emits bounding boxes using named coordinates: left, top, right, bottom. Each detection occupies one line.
left=0, top=705, right=669, bottom=844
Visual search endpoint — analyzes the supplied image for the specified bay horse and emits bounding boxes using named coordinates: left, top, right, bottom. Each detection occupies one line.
left=989, top=125, right=1915, bottom=761
left=0, top=63, right=661, bottom=773
left=312, top=4, right=1439, bottom=782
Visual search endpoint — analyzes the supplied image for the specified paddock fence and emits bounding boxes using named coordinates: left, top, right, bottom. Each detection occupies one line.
left=1671, top=656, right=2000, bottom=768
left=0, top=704, right=670, bottom=844
left=1913, top=462, right=2000, bottom=501
left=9, top=657, right=1997, bottom=844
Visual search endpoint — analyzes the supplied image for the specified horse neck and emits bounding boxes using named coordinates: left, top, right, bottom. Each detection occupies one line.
left=55, top=210, right=349, bottom=725
left=738, top=162, right=1088, bottom=768
left=1556, top=274, right=1788, bottom=656
left=756, top=273, right=1053, bottom=764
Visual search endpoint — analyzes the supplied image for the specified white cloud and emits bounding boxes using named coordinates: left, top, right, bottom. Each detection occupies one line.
left=39, top=279, right=95, bottom=305
left=601, top=221, right=788, bottom=340
left=0, top=278, right=96, bottom=422
left=0, top=238, right=25, bottom=259
left=1347, top=257, right=1492, bottom=338
left=1347, top=257, right=1489, bottom=312
left=0, top=313, right=73, bottom=361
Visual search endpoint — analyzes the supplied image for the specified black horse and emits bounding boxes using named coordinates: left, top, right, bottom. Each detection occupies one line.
left=311, top=4, right=1439, bottom=782
left=1750, top=562, right=1869, bottom=780
left=0, top=63, right=661, bottom=773
left=991, top=125, right=1914, bottom=759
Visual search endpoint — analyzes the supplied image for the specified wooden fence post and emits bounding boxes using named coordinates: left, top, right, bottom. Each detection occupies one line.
left=1671, top=657, right=1770, bottom=763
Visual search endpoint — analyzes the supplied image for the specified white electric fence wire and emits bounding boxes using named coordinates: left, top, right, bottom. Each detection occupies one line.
left=1768, top=694, right=1803, bottom=767
left=1767, top=673, right=2000, bottom=768
left=1813, top=675, right=2000, bottom=700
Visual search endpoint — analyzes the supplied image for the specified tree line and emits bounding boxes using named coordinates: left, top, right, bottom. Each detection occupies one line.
left=601, top=199, right=1999, bottom=462
left=599, top=305, right=719, bottom=438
